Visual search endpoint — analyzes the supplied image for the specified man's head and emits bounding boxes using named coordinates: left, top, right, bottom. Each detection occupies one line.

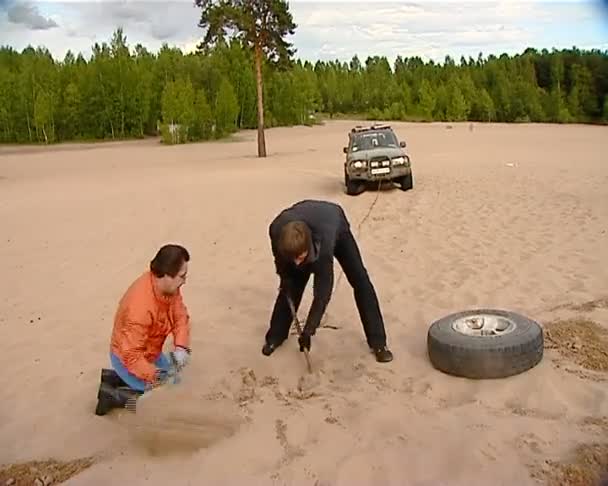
left=150, top=244, right=190, bottom=295
left=278, top=220, right=311, bottom=266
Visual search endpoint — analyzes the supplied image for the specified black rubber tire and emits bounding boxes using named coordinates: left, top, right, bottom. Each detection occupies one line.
left=345, top=172, right=363, bottom=196
left=398, top=173, right=413, bottom=191
left=427, top=308, right=544, bottom=379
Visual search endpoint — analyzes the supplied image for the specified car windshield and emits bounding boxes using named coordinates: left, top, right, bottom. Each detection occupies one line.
left=351, top=130, right=398, bottom=151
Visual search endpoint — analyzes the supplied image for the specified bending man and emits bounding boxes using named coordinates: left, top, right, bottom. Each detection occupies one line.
left=95, top=244, right=192, bottom=415
left=262, top=199, right=393, bottom=363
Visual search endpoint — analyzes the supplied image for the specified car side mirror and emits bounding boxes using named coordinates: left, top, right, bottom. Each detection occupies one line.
left=343, top=147, right=348, bottom=153
left=399, top=141, right=406, bottom=148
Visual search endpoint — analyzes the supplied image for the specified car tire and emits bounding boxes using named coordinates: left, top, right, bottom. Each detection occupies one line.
left=398, top=174, right=413, bottom=191
left=427, top=309, right=544, bottom=379
left=345, top=173, right=363, bottom=196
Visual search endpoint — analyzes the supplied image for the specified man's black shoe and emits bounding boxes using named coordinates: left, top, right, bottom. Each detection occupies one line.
left=372, top=346, right=394, bottom=363
left=101, top=368, right=127, bottom=388
left=95, top=382, right=141, bottom=416
left=262, top=342, right=278, bottom=356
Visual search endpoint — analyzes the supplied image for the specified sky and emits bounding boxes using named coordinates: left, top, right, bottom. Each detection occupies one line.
left=1, top=0, right=607, bottom=64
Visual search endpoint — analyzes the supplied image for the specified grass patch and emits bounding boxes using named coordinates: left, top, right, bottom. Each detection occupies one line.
left=544, top=318, right=608, bottom=372
left=531, top=443, right=608, bottom=486
left=0, top=457, right=95, bottom=485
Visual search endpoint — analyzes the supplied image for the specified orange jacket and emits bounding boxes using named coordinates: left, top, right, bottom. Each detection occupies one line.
left=110, top=271, right=190, bottom=383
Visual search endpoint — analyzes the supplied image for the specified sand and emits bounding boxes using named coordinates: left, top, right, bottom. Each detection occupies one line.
left=0, top=120, right=607, bottom=485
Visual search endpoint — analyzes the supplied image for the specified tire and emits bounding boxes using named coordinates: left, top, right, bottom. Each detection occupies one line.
left=427, top=309, right=544, bottom=379
left=398, top=173, right=413, bottom=191
left=345, top=172, right=363, bottom=196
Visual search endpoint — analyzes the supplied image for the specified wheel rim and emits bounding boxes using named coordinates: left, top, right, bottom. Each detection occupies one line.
left=451, top=313, right=517, bottom=337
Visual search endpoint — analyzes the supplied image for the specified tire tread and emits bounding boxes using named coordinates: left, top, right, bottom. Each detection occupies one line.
left=426, top=309, right=544, bottom=379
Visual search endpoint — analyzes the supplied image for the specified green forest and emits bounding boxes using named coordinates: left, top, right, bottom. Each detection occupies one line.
left=1, top=27, right=607, bottom=145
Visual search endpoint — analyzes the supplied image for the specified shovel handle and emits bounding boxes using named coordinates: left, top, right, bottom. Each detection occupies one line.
left=283, top=290, right=313, bottom=374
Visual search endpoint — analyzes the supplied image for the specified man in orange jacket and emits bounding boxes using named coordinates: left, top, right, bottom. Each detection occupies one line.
left=95, top=244, right=192, bottom=416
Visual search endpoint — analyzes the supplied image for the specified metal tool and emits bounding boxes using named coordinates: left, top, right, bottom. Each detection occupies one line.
left=283, top=290, right=313, bottom=374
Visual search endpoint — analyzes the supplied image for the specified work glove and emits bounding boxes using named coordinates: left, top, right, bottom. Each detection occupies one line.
left=145, top=368, right=173, bottom=391
left=298, top=331, right=311, bottom=352
left=172, top=346, right=191, bottom=370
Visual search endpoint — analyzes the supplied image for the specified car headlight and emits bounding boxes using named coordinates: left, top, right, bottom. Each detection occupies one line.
left=352, top=160, right=366, bottom=169
left=392, top=157, right=405, bottom=165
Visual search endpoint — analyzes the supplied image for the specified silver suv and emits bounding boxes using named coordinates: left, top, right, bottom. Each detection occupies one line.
left=342, top=124, right=413, bottom=195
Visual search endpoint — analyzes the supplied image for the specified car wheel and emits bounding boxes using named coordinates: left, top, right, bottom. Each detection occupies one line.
left=427, top=309, right=544, bottom=379
left=398, top=173, right=413, bottom=191
left=345, top=173, right=363, bottom=196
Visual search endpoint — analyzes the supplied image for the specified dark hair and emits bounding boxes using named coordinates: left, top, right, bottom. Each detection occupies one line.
left=150, top=244, right=190, bottom=278
left=278, top=221, right=311, bottom=260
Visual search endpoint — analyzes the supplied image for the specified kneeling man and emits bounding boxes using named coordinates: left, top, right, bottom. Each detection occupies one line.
left=95, top=244, right=192, bottom=415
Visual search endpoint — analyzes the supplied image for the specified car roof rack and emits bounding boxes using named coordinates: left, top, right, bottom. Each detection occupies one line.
left=350, top=123, right=392, bottom=133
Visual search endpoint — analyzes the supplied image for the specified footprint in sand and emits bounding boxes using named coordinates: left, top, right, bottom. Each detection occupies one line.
left=401, top=377, right=415, bottom=394
left=322, top=403, right=342, bottom=426
left=275, top=419, right=305, bottom=466
left=516, top=432, right=547, bottom=455
left=236, top=367, right=258, bottom=405
left=399, top=378, right=433, bottom=398
left=578, top=416, right=608, bottom=440
left=327, top=361, right=368, bottom=389
left=504, top=400, right=565, bottom=421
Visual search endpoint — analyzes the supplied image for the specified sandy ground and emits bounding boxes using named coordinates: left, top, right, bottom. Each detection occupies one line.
left=1, top=120, right=607, bottom=485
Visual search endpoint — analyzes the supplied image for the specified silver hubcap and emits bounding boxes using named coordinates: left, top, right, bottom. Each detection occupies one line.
left=451, top=313, right=517, bottom=337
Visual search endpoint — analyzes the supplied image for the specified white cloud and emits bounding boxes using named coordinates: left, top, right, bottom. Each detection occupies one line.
left=0, top=0, right=605, bottom=64
left=6, top=0, right=58, bottom=29
left=287, top=0, right=604, bottom=63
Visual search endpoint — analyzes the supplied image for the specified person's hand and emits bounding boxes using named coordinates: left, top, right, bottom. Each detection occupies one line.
left=298, top=332, right=311, bottom=352
left=173, top=346, right=191, bottom=370
left=146, top=369, right=169, bottom=391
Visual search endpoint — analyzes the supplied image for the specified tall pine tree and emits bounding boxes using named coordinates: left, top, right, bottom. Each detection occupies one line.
left=194, top=0, right=296, bottom=157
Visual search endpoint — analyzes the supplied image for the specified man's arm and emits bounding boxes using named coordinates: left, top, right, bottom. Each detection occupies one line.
left=119, top=310, right=157, bottom=383
left=171, top=291, right=191, bottom=351
left=303, top=255, right=334, bottom=335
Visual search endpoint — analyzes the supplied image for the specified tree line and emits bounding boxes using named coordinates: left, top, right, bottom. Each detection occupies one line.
left=0, top=28, right=606, bottom=145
